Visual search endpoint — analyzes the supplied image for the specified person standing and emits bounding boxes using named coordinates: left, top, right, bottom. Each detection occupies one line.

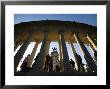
left=70, top=59, right=75, bottom=69
left=75, top=53, right=82, bottom=72
left=49, top=56, right=53, bottom=72
left=20, top=54, right=31, bottom=72
left=44, top=54, right=51, bottom=72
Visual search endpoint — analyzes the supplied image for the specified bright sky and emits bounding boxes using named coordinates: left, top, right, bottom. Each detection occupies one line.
left=14, top=14, right=97, bottom=71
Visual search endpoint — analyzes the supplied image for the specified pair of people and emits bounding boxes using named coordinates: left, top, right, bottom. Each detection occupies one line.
left=44, top=54, right=53, bottom=72
left=44, top=54, right=60, bottom=72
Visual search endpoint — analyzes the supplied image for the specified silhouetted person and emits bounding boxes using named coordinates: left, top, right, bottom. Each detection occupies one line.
left=81, top=63, right=85, bottom=72
left=70, top=59, right=75, bottom=69
left=75, top=53, right=82, bottom=72
left=20, top=54, right=31, bottom=72
left=48, top=56, right=53, bottom=72
left=55, top=60, right=60, bottom=72
left=56, top=65, right=60, bottom=72
left=44, top=54, right=51, bottom=72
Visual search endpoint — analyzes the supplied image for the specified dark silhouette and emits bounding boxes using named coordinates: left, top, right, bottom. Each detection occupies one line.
left=55, top=65, right=60, bottom=72
left=81, top=63, right=85, bottom=72
left=44, top=54, right=51, bottom=72
left=20, top=54, right=31, bottom=72
left=55, top=60, right=60, bottom=72
left=94, top=50, right=97, bottom=59
left=48, top=56, right=53, bottom=72
left=75, top=53, right=82, bottom=72
left=70, top=59, right=75, bottom=69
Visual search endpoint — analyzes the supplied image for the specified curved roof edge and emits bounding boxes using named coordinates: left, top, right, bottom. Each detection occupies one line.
left=14, top=20, right=97, bottom=30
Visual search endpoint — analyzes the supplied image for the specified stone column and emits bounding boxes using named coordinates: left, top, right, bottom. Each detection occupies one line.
left=31, top=31, right=48, bottom=72
left=14, top=33, right=32, bottom=72
left=74, top=33, right=97, bottom=72
left=58, top=40, right=63, bottom=72
left=28, top=42, right=38, bottom=67
left=58, top=40, right=62, bottom=60
left=45, top=41, right=50, bottom=55
left=60, top=32, right=72, bottom=72
left=87, top=34, right=97, bottom=51
left=70, top=40, right=79, bottom=69
left=43, top=41, right=50, bottom=66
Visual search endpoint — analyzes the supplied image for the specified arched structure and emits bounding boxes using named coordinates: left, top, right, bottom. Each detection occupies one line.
left=14, top=20, right=97, bottom=76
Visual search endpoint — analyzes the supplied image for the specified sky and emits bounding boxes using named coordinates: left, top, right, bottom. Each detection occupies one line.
left=14, top=14, right=97, bottom=26
left=14, top=14, right=97, bottom=71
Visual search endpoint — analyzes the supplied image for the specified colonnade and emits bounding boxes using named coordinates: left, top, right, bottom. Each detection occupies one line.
left=14, top=31, right=97, bottom=73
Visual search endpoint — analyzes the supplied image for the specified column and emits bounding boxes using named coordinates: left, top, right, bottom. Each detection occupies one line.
left=70, top=40, right=79, bottom=69
left=43, top=41, right=50, bottom=66
left=87, top=34, right=97, bottom=51
left=14, top=33, right=32, bottom=72
left=31, top=31, right=48, bottom=72
left=59, top=40, right=62, bottom=60
left=28, top=42, right=38, bottom=67
left=45, top=41, right=50, bottom=55
left=60, top=32, right=72, bottom=72
left=58, top=40, right=63, bottom=72
left=74, top=33, right=97, bottom=72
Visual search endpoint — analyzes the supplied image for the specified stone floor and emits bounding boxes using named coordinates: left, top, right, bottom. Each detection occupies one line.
left=14, top=71, right=97, bottom=76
